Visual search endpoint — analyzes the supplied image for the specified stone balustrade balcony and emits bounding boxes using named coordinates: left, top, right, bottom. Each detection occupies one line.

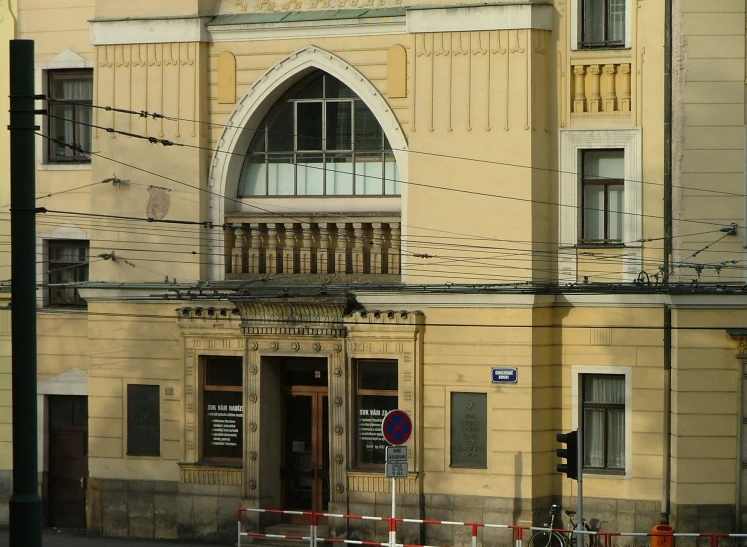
left=571, top=59, right=632, bottom=115
left=224, top=214, right=401, bottom=282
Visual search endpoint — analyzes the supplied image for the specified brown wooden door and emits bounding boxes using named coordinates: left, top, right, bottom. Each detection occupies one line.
left=48, top=396, right=88, bottom=528
left=282, top=388, right=329, bottom=514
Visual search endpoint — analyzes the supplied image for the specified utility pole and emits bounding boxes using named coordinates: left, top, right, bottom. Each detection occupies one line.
left=9, top=39, right=43, bottom=547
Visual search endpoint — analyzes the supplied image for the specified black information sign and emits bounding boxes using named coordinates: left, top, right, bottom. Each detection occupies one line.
left=356, top=395, right=396, bottom=465
left=203, top=391, right=243, bottom=459
left=450, top=392, right=487, bottom=468
left=127, top=384, right=160, bottom=455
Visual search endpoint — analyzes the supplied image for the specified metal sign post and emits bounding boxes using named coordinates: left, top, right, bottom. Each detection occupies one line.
left=382, top=410, right=412, bottom=547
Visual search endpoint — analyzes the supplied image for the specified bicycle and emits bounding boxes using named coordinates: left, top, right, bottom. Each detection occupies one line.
left=527, top=505, right=600, bottom=547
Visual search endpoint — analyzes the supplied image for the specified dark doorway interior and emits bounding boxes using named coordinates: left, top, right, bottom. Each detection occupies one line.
left=47, top=395, right=88, bottom=528
left=281, top=358, right=330, bottom=515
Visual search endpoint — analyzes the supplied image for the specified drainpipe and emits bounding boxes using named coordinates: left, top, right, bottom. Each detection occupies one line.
left=661, top=0, right=674, bottom=524
left=661, top=305, right=672, bottom=524
left=663, top=0, right=673, bottom=283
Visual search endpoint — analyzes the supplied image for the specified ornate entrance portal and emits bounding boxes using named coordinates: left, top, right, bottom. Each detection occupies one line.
left=281, top=358, right=330, bottom=513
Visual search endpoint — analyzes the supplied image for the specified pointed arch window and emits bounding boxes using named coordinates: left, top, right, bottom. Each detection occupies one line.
left=239, top=71, right=400, bottom=197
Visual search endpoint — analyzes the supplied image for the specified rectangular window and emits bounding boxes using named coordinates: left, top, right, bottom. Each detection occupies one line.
left=202, top=356, right=243, bottom=463
left=47, top=69, right=93, bottom=163
left=127, top=385, right=160, bottom=456
left=581, top=0, right=625, bottom=49
left=355, top=359, right=398, bottom=467
left=581, top=149, right=624, bottom=243
left=48, top=240, right=89, bottom=306
left=582, top=374, right=625, bottom=473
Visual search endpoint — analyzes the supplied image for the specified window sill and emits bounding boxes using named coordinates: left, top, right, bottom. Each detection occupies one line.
left=583, top=469, right=628, bottom=478
left=576, top=242, right=626, bottom=249
left=39, top=306, right=88, bottom=313
left=38, top=163, right=92, bottom=172
left=181, top=461, right=243, bottom=468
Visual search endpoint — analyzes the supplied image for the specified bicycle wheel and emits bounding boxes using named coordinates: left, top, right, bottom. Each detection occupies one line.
left=528, top=531, right=564, bottom=547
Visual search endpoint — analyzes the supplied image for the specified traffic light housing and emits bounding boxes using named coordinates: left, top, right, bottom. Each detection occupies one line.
left=556, top=430, right=579, bottom=480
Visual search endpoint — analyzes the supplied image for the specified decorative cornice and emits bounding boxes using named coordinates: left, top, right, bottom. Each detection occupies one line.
left=234, top=296, right=350, bottom=337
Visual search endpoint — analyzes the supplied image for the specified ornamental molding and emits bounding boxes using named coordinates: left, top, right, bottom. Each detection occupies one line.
left=234, top=296, right=349, bottom=336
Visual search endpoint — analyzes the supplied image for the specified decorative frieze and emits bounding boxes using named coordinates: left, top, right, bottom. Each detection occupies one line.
left=180, top=464, right=242, bottom=486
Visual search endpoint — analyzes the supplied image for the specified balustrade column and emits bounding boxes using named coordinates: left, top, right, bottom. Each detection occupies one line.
left=247, top=224, right=261, bottom=275
left=352, top=223, right=366, bottom=274
left=587, top=64, right=601, bottom=113
left=300, top=223, right=313, bottom=274
left=283, top=224, right=297, bottom=274
left=389, top=223, right=401, bottom=275
left=267, top=225, right=279, bottom=274
left=231, top=226, right=245, bottom=275
left=619, top=64, right=631, bottom=113
left=371, top=223, right=384, bottom=274
left=318, top=225, right=330, bottom=275
left=603, top=64, right=617, bottom=112
left=573, top=65, right=586, bottom=113
left=331, top=224, right=345, bottom=274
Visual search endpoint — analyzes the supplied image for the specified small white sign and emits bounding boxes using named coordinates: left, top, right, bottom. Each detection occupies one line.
left=386, top=446, right=407, bottom=463
left=385, top=462, right=408, bottom=478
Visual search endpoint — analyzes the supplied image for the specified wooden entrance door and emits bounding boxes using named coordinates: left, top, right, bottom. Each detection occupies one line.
left=48, top=395, right=88, bottom=528
left=282, top=387, right=329, bottom=514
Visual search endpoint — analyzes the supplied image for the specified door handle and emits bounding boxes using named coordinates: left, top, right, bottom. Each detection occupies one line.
left=80, top=477, right=84, bottom=488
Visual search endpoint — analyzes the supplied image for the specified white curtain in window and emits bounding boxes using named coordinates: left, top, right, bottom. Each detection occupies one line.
left=607, top=408, right=625, bottom=468
left=609, top=0, right=626, bottom=44
left=584, top=408, right=605, bottom=467
left=583, top=185, right=604, bottom=239
left=608, top=184, right=624, bottom=241
left=583, top=0, right=604, bottom=44
left=584, top=375, right=625, bottom=468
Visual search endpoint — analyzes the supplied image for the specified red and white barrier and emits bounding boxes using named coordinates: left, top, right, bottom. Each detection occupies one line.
left=237, top=508, right=745, bottom=547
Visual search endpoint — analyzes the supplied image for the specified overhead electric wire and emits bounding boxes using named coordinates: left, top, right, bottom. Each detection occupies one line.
left=39, top=119, right=742, bottom=231
left=47, top=97, right=747, bottom=200
left=28, top=135, right=747, bottom=285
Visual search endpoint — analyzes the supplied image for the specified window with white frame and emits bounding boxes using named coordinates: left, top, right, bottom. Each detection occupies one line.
left=582, top=149, right=624, bottom=243
left=558, top=129, right=642, bottom=252
left=581, top=374, right=625, bottom=473
left=581, top=0, right=626, bottom=49
left=47, top=69, right=93, bottom=163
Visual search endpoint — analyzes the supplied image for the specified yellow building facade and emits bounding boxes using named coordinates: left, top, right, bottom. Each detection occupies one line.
left=2, top=0, right=746, bottom=542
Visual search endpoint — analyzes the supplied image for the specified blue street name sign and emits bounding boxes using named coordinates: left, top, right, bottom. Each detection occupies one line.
left=491, top=367, right=518, bottom=384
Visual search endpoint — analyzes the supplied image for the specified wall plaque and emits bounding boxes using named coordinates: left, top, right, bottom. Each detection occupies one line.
left=127, top=384, right=160, bottom=456
left=450, top=392, right=487, bottom=468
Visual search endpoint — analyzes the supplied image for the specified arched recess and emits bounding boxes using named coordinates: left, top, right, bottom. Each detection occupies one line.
left=206, top=46, right=409, bottom=280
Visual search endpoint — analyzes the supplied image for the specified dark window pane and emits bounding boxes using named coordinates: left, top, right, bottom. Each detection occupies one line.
left=356, top=395, right=397, bottom=465
left=49, top=396, right=73, bottom=429
left=267, top=102, right=294, bottom=152
left=326, top=101, right=352, bottom=151
left=48, top=240, right=89, bottom=306
left=248, top=128, right=266, bottom=155
left=354, top=101, right=383, bottom=151
left=358, top=360, right=398, bottom=390
left=292, top=72, right=324, bottom=99
left=325, top=74, right=357, bottom=99
left=205, top=357, right=243, bottom=386
left=47, top=69, right=92, bottom=163
left=203, top=391, right=243, bottom=460
left=583, top=0, right=604, bottom=45
left=296, top=102, right=323, bottom=150
left=284, top=358, right=328, bottom=386
left=73, top=397, right=88, bottom=428
left=127, top=385, right=160, bottom=455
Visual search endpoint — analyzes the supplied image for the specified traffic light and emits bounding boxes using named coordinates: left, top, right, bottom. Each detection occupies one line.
left=556, top=430, right=579, bottom=480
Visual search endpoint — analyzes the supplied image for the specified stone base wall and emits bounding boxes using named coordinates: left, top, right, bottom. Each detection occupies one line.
left=87, top=478, right=240, bottom=542
left=84, top=484, right=736, bottom=546
left=0, top=470, right=11, bottom=526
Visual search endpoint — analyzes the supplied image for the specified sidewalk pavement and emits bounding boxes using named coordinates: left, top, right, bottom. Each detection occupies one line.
left=0, top=528, right=235, bottom=547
